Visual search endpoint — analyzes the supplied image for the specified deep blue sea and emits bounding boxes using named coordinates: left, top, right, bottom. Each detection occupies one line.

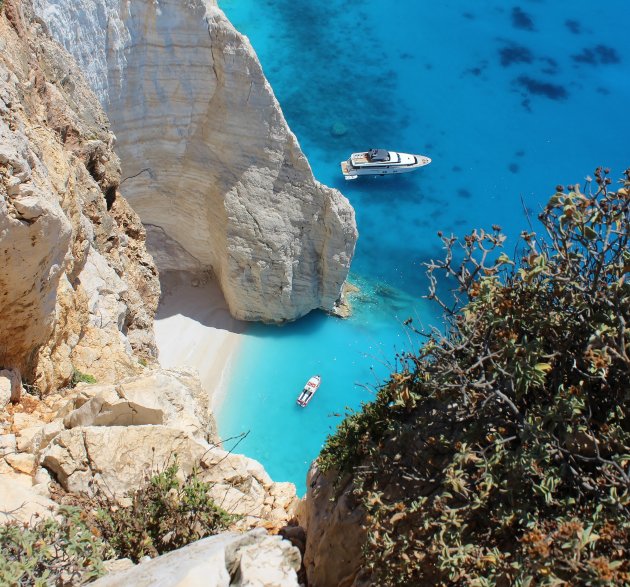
left=217, top=0, right=630, bottom=494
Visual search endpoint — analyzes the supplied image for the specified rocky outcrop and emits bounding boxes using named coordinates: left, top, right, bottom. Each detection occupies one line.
left=60, top=369, right=217, bottom=441
left=0, top=0, right=160, bottom=393
left=32, top=0, right=358, bottom=323
left=0, top=368, right=298, bottom=528
left=41, top=424, right=297, bottom=529
left=297, top=463, right=367, bottom=587
left=91, top=528, right=301, bottom=587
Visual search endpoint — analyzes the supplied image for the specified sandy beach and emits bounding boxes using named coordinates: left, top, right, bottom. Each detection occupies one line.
left=154, top=271, right=246, bottom=412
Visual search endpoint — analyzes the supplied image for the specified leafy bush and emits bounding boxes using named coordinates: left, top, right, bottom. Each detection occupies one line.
left=320, top=168, right=630, bottom=585
left=0, top=506, right=113, bottom=586
left=95, top=461, right=235, bottom=562
left=71, top=369, right=97, bottom=386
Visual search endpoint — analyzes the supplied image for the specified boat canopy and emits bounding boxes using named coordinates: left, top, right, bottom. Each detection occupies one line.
left=367, top=148, right=390, bottom=162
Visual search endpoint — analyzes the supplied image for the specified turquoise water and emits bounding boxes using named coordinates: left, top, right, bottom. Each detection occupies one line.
left=217, top=0, right=630, bottom=494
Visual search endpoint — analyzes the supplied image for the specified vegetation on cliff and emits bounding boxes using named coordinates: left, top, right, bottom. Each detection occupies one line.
left=96, top=461, right=235, bottom=563
left=320, top=167, right=630, bottom=585
left=0, top=464, right=233, bottom=584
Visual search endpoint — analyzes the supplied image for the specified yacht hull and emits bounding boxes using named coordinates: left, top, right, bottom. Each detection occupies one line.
left=341, top=151, right=431, bottom=180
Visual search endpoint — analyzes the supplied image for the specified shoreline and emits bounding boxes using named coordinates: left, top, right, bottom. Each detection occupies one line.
left=153, top=271, right=246, bottom=414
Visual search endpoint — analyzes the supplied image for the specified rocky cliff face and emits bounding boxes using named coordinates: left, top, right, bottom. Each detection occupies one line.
left=297, top=463, right=366, bottom=587
left=0, top=0, right=159, bottom=392
left=33, top=0, right=358, bottom=322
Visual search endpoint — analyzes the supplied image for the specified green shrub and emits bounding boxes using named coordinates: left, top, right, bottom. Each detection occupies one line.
left=71, top=369, right=97, bottom=386
left=95, top=461, right=235, bottom=562
left=320, top=167, right=630, bottom=585
left=0, top=506, right=113, bottom=586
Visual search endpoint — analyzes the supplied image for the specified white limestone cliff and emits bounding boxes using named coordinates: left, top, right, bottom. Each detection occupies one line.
left=33, top=0, right=358, bottom=322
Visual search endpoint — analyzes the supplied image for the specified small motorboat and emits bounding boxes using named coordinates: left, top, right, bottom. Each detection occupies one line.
left=296, top=375, right=321, bottom=407
left=340, top=148, right=431, bottom=180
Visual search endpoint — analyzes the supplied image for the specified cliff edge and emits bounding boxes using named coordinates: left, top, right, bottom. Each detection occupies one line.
left=0, top=0, right=159, bottom=392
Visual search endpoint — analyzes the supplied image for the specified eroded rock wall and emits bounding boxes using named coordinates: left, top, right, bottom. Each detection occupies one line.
left=33, top=0, right=358, bottom=322
left=297, top=463, right=367, bottom=587
left=0, top=0, right=159, bottom=392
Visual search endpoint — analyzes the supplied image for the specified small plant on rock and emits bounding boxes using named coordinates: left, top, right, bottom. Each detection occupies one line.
left=70, top=369, right=96, bottom=387
left=95, top=460, right=235, bottom=562
left=0, top=506, right=113, bottom=586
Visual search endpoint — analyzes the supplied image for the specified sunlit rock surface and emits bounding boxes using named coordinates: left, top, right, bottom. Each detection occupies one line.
left=0, top=0, right=159, bottom=392
left=33, top=0, right=358, bottom=322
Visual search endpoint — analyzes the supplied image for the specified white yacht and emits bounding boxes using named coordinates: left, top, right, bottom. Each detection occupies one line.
left=341, top=149, right=431, bottom=180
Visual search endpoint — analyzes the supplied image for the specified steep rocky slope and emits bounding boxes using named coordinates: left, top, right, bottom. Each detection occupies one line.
left=0, top=0, right=159, bottom=393
left=1, top=6, right=303, bottom=582
left=33, top=0, right=358, bottom=322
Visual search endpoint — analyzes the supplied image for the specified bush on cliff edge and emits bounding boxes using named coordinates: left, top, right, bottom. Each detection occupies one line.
left=320, top=167, right=630, bottom=586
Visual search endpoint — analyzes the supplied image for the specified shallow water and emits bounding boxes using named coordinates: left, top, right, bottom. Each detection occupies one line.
left=217, top=0, right=630, bottom=494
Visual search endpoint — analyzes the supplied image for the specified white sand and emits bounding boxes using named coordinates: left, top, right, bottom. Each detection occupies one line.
left=154, top=271, right=246, bottom=411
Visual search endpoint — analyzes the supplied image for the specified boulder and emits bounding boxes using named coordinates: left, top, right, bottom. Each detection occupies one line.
left=39, top=423, right=297, bottom=528
left=91, top=528, right=300, bottom=587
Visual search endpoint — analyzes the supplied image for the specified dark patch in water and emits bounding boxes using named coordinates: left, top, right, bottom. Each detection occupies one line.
left=499, top=43, right=534, bottom=67
left=452, top=165, right=462, bottom=172
left=465, top=66, right=484, bottom=77
left=509, top=163, right=519, bottom=173
left=521, top=98, right=532, bottom=112
left=572, top=45, right=621, bottom=65
left=455, top=219, right=467, bottom=226
left=463, top=12, right=476, bottom=20
left=515, top=149, right=525, bottom=157
left=457, top=188, right=472, bottom=199
left=400, top=52, right=413, bottom=60
left=255, top=2, right=405, bottom=154
left=596, top=87, right=610, bottom=95
left=565, top=19, right=582, bottom=34
left=517, top=76, right=568, bottom=100
left=540, top=57, right=559, bottom=75
left=511, top=7, right=535, bottom=31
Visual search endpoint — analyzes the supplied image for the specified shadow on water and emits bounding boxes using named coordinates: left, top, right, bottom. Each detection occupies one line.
left=246, top=310, right=331, bottom=339
left=331, top=172, right=429, bottom=205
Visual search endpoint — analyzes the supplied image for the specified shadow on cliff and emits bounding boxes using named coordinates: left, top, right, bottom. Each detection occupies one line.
left=155, top=270, right=247, bottom=334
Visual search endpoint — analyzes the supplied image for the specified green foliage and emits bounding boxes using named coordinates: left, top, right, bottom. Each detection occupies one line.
left=71, top=369, right=97, bottom=386
left=95, top=461, right=235, bottom=562
left=320, top=167, right=630, bottom=585
left=0, top=506, right=113, bottom=586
